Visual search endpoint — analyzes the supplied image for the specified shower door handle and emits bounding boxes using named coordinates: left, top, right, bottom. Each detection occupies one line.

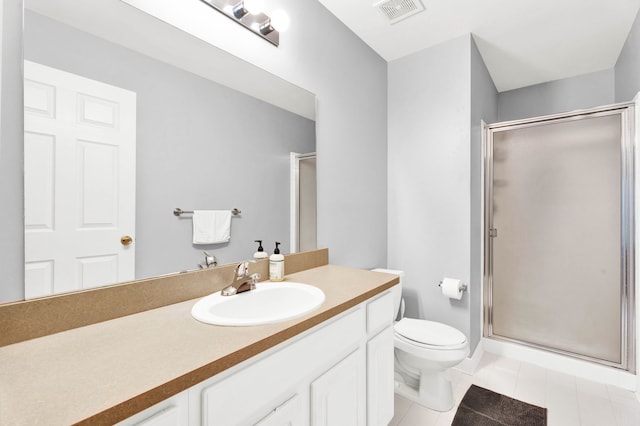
left=489, top=228, right=498, bottom=238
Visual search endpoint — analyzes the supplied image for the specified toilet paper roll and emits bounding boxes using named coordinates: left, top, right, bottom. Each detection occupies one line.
left=441, top=277, right=463, bottom=300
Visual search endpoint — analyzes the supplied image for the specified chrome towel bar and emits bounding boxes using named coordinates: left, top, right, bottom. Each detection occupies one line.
left=174, top=208, right=241, bottom=216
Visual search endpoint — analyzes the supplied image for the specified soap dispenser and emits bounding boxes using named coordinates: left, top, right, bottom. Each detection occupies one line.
left=253, top=240, right=268, bottom=260
left=269, top=242, right=284, bottom=282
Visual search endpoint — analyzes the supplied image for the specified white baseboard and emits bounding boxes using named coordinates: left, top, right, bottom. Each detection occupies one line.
left=455, top=340, right=485, bottom=375
left=483, top=338, right=637, bottom=391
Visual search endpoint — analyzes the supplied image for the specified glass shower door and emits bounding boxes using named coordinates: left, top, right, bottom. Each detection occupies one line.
left=485, top=106, right=635, bottom=370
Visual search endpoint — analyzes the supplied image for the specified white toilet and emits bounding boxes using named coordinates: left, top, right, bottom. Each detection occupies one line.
left=373, top=269, right=469, bottom=412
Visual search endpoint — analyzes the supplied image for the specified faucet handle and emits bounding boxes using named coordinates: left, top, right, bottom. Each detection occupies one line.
left=203, top=251, right=216, bottom=267
left=236, top=261, right=249, bottom=277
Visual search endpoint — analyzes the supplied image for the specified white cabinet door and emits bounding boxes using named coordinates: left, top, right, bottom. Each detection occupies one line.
left=24, top=60, right=136, bottom=298
left=310, top=347, right=366, bottom=426
left=367, top=325, right=395, bottom=426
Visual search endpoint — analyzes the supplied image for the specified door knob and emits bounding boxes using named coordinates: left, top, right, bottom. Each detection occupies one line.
left=120, top=235, right=133, bottom=246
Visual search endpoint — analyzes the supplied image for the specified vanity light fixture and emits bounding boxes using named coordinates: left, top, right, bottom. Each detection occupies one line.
left=200, top=0, right=280, bottom=46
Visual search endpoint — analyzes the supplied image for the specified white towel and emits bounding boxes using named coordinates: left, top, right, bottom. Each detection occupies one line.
left=192, top=210, right=231, bottom=244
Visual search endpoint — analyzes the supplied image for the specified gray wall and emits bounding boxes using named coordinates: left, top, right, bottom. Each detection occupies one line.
left=23, top=11, right=315, bottom=281
left=388, top=35, right=474, bottom=346
left=470, top=37, right=498, bottom=351
left=160, top=0, right=389, bottom=270
left=0, top=0, right=24, bottom=302
left=497, top=68, right=615, bottom=122
left=388, top=35, right=497, bottom=355
left=616, top=10, right=640, bottom=102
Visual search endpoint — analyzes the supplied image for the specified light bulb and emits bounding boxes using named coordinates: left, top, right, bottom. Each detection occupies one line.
left=270, top=9, right=290, bottom=32
left=244, top=0, right=265, bottom=15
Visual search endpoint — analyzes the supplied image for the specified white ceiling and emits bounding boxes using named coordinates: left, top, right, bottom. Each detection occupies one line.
left=318, top=0, right=640, bottom=92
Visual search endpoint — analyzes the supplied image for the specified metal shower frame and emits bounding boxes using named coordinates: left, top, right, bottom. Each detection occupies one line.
left=483, top=102, right=636, bottom=372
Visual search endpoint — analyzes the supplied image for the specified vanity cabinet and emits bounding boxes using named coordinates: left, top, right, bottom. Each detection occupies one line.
left=191, top=305, right=366, bottom=426
left=118, top=287, right=396, bottom=426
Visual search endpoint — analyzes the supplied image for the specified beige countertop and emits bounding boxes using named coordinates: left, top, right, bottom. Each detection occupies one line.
left=0, top=264, right=399, bottom=425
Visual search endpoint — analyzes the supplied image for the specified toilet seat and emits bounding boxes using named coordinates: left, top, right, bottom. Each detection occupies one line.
left=394, top=318, right=467, bottom=350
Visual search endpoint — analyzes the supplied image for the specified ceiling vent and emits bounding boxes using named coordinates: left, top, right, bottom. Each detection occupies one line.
left=374, top=0, right=425, bottom=24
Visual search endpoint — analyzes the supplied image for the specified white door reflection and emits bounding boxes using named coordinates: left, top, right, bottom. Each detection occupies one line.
left=24, top=61, right=136, bottom=298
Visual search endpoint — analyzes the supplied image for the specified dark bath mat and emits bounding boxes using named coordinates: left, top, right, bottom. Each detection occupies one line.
left=451, top=385, right=547, bottom=426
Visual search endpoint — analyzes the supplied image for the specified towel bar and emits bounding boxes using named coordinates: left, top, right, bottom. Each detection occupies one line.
left=174, top=208, right=241, bottom=216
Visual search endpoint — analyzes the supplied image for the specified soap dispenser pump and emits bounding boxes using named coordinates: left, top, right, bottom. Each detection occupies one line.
left=253, top=240, right=268, bottom=260
left=269, top=242, right=284, bottom=282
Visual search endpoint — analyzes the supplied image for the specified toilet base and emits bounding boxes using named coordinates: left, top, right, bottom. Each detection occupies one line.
left=394, top=370, right=455, bottom=412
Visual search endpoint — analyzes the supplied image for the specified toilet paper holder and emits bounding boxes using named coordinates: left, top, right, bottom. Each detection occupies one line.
left=438, top=280, right=468, bottom=292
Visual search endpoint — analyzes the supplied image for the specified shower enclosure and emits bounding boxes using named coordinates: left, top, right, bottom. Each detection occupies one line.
left=483, top=103, right=636, bottom=371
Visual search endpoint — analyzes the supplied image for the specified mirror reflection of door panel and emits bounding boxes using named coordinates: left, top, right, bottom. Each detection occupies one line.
left=23, top=61, right=136, bottom=299
left=298, top=156, right=317, bottom=252
left=290, top=153, right=317, bottom=253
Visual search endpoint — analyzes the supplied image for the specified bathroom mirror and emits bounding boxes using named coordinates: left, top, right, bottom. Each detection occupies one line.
left=17, top=0, right=316, bottom=300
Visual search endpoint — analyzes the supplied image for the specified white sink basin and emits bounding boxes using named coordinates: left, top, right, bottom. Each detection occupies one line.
left=191, top=281, right=325, bottom=326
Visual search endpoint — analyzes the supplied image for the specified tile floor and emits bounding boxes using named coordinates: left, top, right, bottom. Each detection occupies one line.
left=389, top=352, right=640, bottom=426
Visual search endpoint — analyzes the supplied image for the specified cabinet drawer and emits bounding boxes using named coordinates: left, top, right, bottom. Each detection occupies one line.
left=367, top=291, right=394, bottom=336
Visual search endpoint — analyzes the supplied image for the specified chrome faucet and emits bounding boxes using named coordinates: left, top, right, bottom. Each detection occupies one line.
left=221, top=261, right=261, bottom=296
left=198, top=251, right=217, bottom=269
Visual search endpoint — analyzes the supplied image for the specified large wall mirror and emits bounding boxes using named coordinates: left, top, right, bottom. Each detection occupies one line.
left=18, top=0, right=317, bottom=300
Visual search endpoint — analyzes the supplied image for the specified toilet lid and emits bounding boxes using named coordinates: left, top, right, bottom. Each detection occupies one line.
left=394, top=318, right=467, bottom=346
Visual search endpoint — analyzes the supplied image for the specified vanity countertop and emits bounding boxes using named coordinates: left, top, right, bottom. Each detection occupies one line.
left=0, top=264, right=399, bottom=425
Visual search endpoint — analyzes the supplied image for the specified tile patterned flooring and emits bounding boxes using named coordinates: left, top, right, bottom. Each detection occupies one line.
left=390, top=352, right=640, bottom=426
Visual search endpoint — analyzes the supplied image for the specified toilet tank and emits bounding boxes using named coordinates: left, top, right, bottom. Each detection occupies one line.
left=371, top=269, right=404, bottom=319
